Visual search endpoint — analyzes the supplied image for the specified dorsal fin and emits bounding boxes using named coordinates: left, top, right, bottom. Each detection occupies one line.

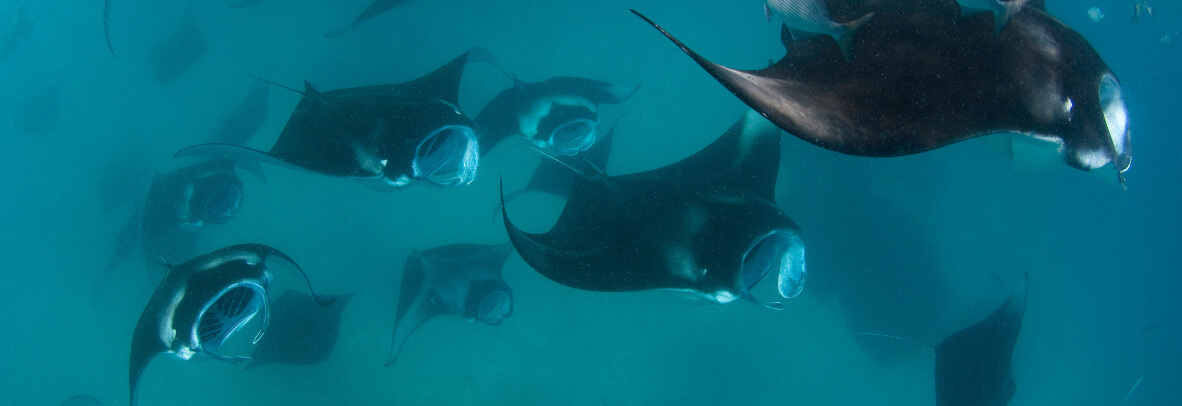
left=395, top=47, right=496, bottom=107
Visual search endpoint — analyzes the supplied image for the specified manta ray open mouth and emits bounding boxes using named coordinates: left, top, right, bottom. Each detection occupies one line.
left=547, top=118, right=599, bottom=156
left=413, top=125, right=479, bottom=187
left=463, top=278, right=513, bottom=326
left=196, top=283, right=266, bottom=352
left=475, top=290, right=512, bottom=326
left=194, top=175, right=244, bottom=225
left=740, top=230, right=807, bottom=301
left=1099, top=73, right=1131, bottom=172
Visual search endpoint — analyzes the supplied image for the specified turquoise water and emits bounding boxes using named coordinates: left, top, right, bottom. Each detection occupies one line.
left=1, top=0, right=1178, bottom=405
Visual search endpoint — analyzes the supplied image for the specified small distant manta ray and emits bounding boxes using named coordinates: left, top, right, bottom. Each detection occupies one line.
left=147, top=13, right=208, bottom=85
left=475, top=76, right=639, bottom=157
left=102, top=0, right=114, bottom=56
left=863, top=272, right=1029, bottom=406
left=11, top=86, right=62, bottom=136
left=175, top=48, right=495, bottom=191
left=129, top=244, right=335, bottom=406
left=61, top=395, right=102, bottom=406
left=1131, top=1, right=1154, bottom=23
left=211, top=69, right=274, bottom=146
left=631, top=0, right=1133, bottom=186
left=142, top=159, right=262, bottom=271
left=2, top=5, right=31, bottom=62
left=246, top=290, right=357, bottom=369
left=386, top=243, right=514, bottom=366
left=325, top=0, right=412, bottom=38
left=95, top=210, right=142, bottom=294
left=502, top=110, right=807, bottom=308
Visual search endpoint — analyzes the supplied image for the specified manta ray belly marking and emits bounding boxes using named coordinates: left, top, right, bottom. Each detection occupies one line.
left=161, top=290, right=186, bottom=357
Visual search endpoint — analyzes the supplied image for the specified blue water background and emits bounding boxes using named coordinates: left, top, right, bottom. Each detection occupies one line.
left=0, top=0, right=1178, bottom=404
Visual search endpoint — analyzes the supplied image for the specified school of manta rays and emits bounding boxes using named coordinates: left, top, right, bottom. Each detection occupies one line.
left=80, top=0, right=1135, bottom=405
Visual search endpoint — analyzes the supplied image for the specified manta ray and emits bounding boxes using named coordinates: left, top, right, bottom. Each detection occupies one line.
left=175, top=48, right=495, bottom=191
left=632, top=0, right=1131, bottom=185
left=502, top=110, right=807, bottom=308
left=386, top=243, right=514, bottom=366
left=129, top=244, right=335, bottom=406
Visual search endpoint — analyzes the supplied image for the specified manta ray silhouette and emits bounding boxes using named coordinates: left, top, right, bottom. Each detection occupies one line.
left=632, top=0, right=1131, bottom=184
left=386, top=243, right=514, bottom=366
left=502, top=110, right=806, bottom=308
left=175, top=48, right=495, bottom=191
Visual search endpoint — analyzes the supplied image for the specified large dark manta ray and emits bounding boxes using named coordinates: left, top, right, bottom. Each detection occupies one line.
left=245, top=290, right=357, bottom=369
left=174, top=48, right=494, bottom=191
left=502, top=110, right=807, bottom=308
left=631, top=0, right=1132, bottom=185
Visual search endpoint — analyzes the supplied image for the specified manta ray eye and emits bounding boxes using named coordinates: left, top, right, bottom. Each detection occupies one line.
left=476, top=290, right=512, bottom=326
left=548, top=119, right=599, bottom=156
left=192, top=173, right=243, bottom=225
left=740, top=231, right=807, bottom=299
left=1099, top=72, right=1132, bottom=171
left=412, top=125, right=479, bottom=187
left=196, top=283, right=265, bottom=351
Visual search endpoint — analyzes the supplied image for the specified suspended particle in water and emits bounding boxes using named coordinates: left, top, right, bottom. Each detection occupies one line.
left=1088, top=7, right=1105, bottom=22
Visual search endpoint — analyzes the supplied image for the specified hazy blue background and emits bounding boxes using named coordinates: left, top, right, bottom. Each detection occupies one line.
left=0, top=0, right=1177, bottom=405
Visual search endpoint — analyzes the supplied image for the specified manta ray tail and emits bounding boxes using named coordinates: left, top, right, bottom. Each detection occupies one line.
left=1121, top=376, right=1143, bottom=406
left=857, top=332, right=936, bottom=348
left=837, top=12, right=875, bottom=61
left=245, top=75, right=325, bottom=103
left=174, top=143, right=317, bottom=176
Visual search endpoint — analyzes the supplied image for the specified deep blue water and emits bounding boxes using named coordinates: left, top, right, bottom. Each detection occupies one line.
left=0, top=0, right=1178, bottom=405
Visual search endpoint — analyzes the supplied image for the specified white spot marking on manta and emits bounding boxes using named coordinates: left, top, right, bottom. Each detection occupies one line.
left=713, top=291, right=739, bottom=304
left=660, top=288, right=735, bottom=305
left=1075, top=147, right=1112, bottom=170
left=390, top=175, right=412, bottom=188
left=176, top=346, right=194, bottom=360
